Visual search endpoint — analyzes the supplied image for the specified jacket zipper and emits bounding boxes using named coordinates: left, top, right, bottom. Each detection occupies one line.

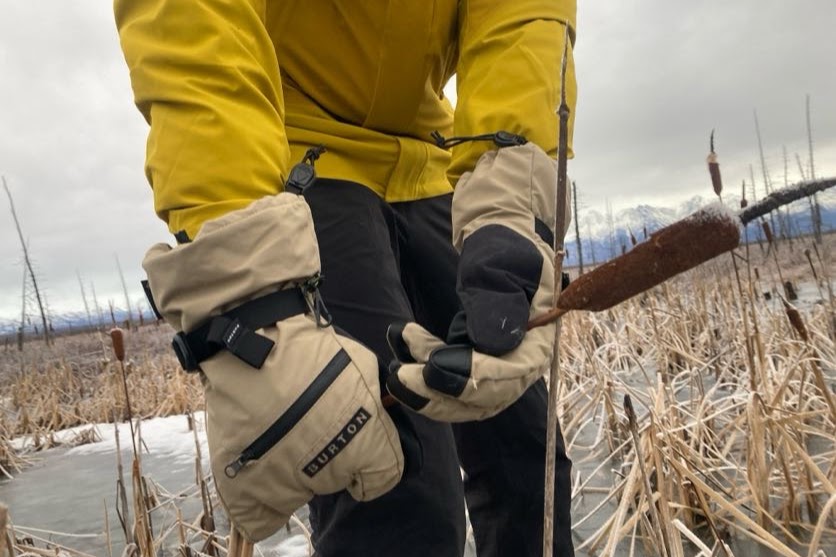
left=224, top=349, right=351, bottom=478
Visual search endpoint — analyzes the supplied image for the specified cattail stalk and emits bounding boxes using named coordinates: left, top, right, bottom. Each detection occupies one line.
left=624, top=395, right=670, bottom=557
left=103, top=500, right=113, bottom=557
left=113, top=418, right=133, bottom=546
left=707, top=131, right=723, bottom=197
left=543, top=23, right=572, bottom=557
left=804, top=248, right=825, bottom=301
left=572, top=181, right=584, bottom=274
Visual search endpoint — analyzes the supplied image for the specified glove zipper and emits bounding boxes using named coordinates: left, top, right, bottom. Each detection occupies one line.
left=224, top=348, right=352, bottom=478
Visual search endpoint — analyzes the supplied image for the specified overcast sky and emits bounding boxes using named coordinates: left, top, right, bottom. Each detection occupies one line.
left=1, top=2, right=835, bottom=323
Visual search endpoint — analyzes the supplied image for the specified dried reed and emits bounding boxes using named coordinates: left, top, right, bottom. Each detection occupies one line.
left=0, top=235, right=833, bottom=557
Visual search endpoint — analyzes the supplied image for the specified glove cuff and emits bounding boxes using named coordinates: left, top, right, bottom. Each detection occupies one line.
left=452, top=142, right=567, bottom=250
left=143, top=193, right=321, bottom=332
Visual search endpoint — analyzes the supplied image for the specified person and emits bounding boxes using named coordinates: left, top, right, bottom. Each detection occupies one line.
left=115, top=2, right=577, bottom=556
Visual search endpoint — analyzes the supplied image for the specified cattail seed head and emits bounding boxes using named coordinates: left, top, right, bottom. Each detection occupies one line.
left=707, top=131, right=722, bottom=197
left=623, top=393, right=636, bottom=422
left=110, top=328, right=126, bottom=362
left=707, top=153, right=723, bottom=197
left=761, top=221, right=774, bottom=245
left=781, top=298, right=809, bottom=342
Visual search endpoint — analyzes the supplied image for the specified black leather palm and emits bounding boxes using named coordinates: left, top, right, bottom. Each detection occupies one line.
left=455, top=224, right=543, bottom=356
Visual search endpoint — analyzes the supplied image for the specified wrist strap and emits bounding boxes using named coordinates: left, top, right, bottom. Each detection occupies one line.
left=172, top=287, right=308, bottom=372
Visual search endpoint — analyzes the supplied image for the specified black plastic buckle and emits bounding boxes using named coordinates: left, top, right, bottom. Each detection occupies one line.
left=172, top=332, right=200, bottom=372
left=169, top=288, right=308, bottom=373
left=492, top=130, right=528, bottom=148
left=206, top=317, right=275, bottom=369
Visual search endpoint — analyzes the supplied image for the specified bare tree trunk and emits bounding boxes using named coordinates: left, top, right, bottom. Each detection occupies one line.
left=796, top=153, right=820, bottom=239
left=754, top=111, right=780, bottom=241
left=77, top=270, right=94, bottom=330
left=3, top=176, right=50, bottom=346
left=806, top=94, right=823, bottom=243
left=115, top=255, right=134, bottom=330
left=586, top=221, right=597, bottom=265
left=605, top=198, right=615, bottom=260
left=749, top=165, right=765, bottom=251
left=18, top=265, right=26, bottom=351
left=781, top=145, right=794, bottom=249
left=91, top=281, right=105, bottom=329
left=572, top=180, right=584, bottom=274
left=108, top=299, right=117, bottom=328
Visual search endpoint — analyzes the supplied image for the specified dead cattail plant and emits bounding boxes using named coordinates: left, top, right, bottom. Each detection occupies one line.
left=707, top=130, right=723, bottom=197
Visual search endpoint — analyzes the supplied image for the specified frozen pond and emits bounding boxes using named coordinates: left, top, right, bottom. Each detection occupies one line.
left=1, top=415, right=317, bottom=556
left=3, top=411, right=828, bottom=556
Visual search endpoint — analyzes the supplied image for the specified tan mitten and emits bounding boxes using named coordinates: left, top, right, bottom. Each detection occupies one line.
left=144, top=194, right=404, bottom=541
left=387, top=142, right=569, bottom=421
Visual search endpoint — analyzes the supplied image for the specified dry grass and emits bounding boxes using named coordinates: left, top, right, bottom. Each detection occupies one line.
left=0, top=234, right=833, bottom=556
left=0, top=325, right=202, bottom=439
left=560, top=234, right=835, bottom=555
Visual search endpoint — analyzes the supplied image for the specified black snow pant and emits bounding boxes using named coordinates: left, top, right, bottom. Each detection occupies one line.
left=304, top=179, right=574, bottom=557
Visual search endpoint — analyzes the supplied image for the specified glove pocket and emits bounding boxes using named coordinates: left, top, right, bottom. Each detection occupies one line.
left=202, top=315, right=401, bottom=541
left=294, top=333, right=404, bottom=502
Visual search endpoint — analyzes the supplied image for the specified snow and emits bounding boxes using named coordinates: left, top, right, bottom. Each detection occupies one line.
left=566, top=189, right=835, bottom=244
left=10, top=413, right=318, bottom=557
left=268, top=534, right=312, bottom=557
left=691, top=200, right=740, bottom=225
left=68, top=413, right=207, bottom=461
left=13, top=412, right=209, bottom=470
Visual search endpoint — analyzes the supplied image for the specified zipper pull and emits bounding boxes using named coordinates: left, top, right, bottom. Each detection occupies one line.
left=225, top=453, right=251, bottom=478
left=301, top=275, right=333, bottom=328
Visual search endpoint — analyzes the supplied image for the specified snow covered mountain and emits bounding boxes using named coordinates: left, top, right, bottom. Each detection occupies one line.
left=564, top=189, right=836, bottom=267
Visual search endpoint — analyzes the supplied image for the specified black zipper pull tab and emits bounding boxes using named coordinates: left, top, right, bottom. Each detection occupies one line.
left=312, top=289, right=333, bottom=328
left=301, top=275, right=333, bottom=328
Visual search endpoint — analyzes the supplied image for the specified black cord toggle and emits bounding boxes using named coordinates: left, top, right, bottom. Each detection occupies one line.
left=286, top=145, right=327, bottom=194
left=430, top=130, right=528, bottom=150
left=302, top=145, right=326, bottom=165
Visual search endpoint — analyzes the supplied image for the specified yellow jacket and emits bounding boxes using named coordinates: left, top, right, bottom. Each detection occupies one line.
left=115, top=1, right=577, bottom=238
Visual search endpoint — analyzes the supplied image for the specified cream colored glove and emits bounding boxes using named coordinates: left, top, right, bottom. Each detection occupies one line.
left=387, top=142, right=569, bottom=421
left=143, top=194, right=405, bottom=541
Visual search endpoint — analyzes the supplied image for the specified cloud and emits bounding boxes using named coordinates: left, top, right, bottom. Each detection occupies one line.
left=1, top=1, right=834, bottom=321
left=1, top=2, right=169, bottom=322
left=571, top=1, right=836, bottom=209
